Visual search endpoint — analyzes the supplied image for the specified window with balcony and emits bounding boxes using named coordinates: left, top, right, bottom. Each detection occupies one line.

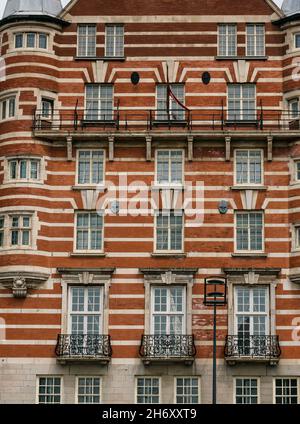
left=136, top=377, right=160, bottom=404
left=235, top=378, right=259, bottom=404
left=77, top=24, right=97, bottom=57
left=85, top=84, right=113, bottom=121
left=246, top=24, right=265, bottom=57
left=156, top=150, right=184, bottom=186
left=55, top=286, right=111, bottom=361
left=288, top=98, right=299, bottom=119
left=228, top=84, right=256, bottom=121
left=77, top=150, right=104, bottom=186
left=275, top=378, right=299, bottom=404
left=235, top=211, right=264, bottom=253
left=155, top=211, right=183, bottom=253
left=218, top=24, right=237, bottom=57
left=156, top=84, right=185, bottom=121
left=75, top=212, right=103, bottom=252
left=175, top=377, right=200, bottom=404
left=77, top=377, right=101, bottom=404
left=1, top=96, right=16, bottom=120
left=139, top=270, right=196, bottom=363
left=105, top=24, right=124, bottom=57
left=226, top=285, right=278, bottom=360
left=41, top=98, right=54, bottom=120
left=235, top=150, right=263, bottom=186
left=37, top=377, right=61, bottom=404
left=15, top=32, right=48, bottom=50
left=8, top=158, right=40, bottom=181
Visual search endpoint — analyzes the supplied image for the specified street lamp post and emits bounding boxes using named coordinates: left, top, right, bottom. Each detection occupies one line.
left=204, top=278, right=227, bottom=405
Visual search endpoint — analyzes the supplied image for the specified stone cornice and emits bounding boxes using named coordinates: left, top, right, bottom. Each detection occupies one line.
left=0, top=271, right=50, bottom=298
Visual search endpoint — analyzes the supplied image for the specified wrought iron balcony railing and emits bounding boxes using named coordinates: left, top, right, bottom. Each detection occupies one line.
left=224, top=335, right=281, bottom=360
left=139, top=334, right=196, bottom=361
left=55, top=334, right=112, bottom=361
left=32, top=107, right=300, bottom=133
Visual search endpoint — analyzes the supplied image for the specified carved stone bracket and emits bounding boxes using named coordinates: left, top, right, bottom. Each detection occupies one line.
left=108, top=136, right=114, bottom=161
left=146, top=135, right=152, bottom=161
left=66, top=136, right=73, bottom=161
left=187, top=136, right=193, bottom=162
left=225, top=136, right=231, bottom=161
left=0, top=272, right=50, bottom=298
left=267, top=136, right=273, bottom=162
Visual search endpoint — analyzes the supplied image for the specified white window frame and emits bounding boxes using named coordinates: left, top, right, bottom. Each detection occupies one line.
left=75, top=376, right=102, bottom=404
left=85, top=84, right=114, bottom=121
left=36, top=376, right=63, bottom=404
left=155, top=149, right=184, bottom=187
left=150, top=285, right=187, bottom=335
left=74, top=211, right=104, bottom=253
left=75, top=149, right=105, bottom=187
left=273, top=378, right=300, bottom=404
left=154, top=210, right=184, bottom=253
left=7, top=158, right=41, bottom=182
left=246, top=24, right=265, bottom=57
left=174, top=376, right=200, bottom=404
left=293, top=225, right=300, bottom=251
left=218, top=24, right=237, bottom=57
left=234, top=377, right=260, bottom=404
left=0, top=95, right=16, bottom=121
left=234, top=149, right=264, bottom=186
left=156, top=84, right=185, bottom=121
left=14, top=32, right=49, bottom=50
left=234, top=285, right=270, bottom=336
left=77, top=24, right=97, bottom=57
left=68, top=285, right=104, bottom=335
left=9, top=214, right=32, bottom=248
left=227, top=84, right=256, bottom=121
left=105, top=24, right=124, bottom=58
left=135, top=376, right=161, bottom=404
left=234, top=211, right=264, bottom=253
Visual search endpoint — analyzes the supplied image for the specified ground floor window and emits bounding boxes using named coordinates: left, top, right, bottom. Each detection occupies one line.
left=38, top=376, right=61, bottom=404
left=136, top=377, right=160, bottom=404
left=77, top=377, right=101, bottom=404
left=235, top=378, right=258, bottom=404
left=175, top=377, right=200, bottom=404
left=275, top=378, right=299, bottom=404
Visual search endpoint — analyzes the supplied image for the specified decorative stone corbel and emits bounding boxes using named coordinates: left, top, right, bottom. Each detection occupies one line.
left=0, top=272, right=50, bottom=298
left=108, top=136, right=114, bottom=161
left=146, top=136, right=152, bottom=161
left=12, top=276, right=27, bottom=298
left=225, top=136, right=231, bottom=161
left=66, top=136, right=73, bottom=161
left=187, top=136, right=194, bottom=162
left=267, top=136, right=273, bottom=161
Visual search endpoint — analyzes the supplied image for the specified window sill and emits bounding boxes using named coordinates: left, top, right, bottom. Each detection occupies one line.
left=5, top=180, right=43, bottom=185
left=230, top=185, right=267, bottom=191
left=72, top=185, right=106, bottom=191
left=70, top=252, right=106, bottom=257
left=74, top=56, right=126, bottom=62
left=232, top=252, right=267, bottom=258
left=215, top=55, right=268, bottom=61
left=151, top=252, right=186, bottom=258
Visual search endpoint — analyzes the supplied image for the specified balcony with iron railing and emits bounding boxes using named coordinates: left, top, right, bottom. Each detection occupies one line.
left=55, top=334, right=112, bottom=364
left=32, top=105, right=300, bottom=139
left=224, top=335, right=281, bottom=366
left=139, top=334, right=196, bottom=365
